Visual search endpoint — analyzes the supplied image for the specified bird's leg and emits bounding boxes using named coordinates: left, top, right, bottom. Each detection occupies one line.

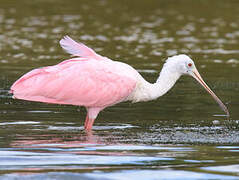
left=84, top=113, right=90, bottom=130
left=84, top=115, right=95, bottom=131
left=84, top=107, right=102, bottom=131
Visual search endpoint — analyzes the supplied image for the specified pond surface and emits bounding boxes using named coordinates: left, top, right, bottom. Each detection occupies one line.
left=0, top=0, right=239, bottom=179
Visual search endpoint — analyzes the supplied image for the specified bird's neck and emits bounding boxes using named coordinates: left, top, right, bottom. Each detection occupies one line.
left=152, top=66, right=181, bottom=99
left=130, top=64, right=182, bottom=102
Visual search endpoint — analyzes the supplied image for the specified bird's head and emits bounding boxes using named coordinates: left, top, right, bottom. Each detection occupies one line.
left=165, top=54, right=229, bottom=116
left=165, top=54, right=195, bottom=75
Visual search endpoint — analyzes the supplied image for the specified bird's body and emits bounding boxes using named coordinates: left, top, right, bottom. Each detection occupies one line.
left=12, top=57, right=137, bottom=107
left=11, top=36, right=229, bottom=130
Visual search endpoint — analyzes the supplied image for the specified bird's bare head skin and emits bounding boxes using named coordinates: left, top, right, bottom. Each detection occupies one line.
left=170, top=54, right=229, bottom=116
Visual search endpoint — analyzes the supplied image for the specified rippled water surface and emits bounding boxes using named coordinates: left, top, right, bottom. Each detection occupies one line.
left=0, top=0, right=239, bottom=179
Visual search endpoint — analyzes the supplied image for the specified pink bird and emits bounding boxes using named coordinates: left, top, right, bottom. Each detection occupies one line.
left=11, top=36, right=229, bottom=131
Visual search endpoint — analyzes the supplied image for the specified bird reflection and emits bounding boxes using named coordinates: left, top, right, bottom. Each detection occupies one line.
left=10, top=130, right=105, bottom=149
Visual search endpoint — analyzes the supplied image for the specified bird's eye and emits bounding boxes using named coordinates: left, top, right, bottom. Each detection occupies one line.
left=188, top=63, right=192, bottom=67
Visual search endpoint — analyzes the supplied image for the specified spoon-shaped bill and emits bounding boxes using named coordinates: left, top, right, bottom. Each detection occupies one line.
left=191, top=69, right=229, bottom=116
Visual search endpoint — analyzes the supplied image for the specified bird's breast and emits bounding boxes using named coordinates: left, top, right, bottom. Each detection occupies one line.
left=126, top=78, right=153, bottom=103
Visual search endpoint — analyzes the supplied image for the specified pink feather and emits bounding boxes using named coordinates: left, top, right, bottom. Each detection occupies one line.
left=11, top=59, right=137, bottom=107
left=59, top=36, right=101, bottom=59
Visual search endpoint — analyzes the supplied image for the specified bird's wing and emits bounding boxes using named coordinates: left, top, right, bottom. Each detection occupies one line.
left=60, top=36, right=102, bottom=59
left=11, top=59, right=137, bottom=107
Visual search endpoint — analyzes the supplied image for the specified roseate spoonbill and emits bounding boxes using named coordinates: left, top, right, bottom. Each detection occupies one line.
left=10, top=36, right=229, bottom=130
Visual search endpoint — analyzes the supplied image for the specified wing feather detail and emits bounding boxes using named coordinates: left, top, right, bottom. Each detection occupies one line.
left=11, top=60, right=137, bottom=107
left=60, top=36, right=101, bottom=59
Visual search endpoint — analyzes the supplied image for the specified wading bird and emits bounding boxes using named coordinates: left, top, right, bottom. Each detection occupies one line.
left=11, top=36, right=229, bottom=131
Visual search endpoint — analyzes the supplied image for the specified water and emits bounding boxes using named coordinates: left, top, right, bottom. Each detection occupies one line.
left=0, top=0, right=239, bottom=179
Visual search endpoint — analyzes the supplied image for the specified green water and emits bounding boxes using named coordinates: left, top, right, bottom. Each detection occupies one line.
left=0, top=0, right=239, bottom=179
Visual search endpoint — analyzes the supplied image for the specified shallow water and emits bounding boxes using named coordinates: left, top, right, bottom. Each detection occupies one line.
left=0, top=0, right=239, bottom=179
